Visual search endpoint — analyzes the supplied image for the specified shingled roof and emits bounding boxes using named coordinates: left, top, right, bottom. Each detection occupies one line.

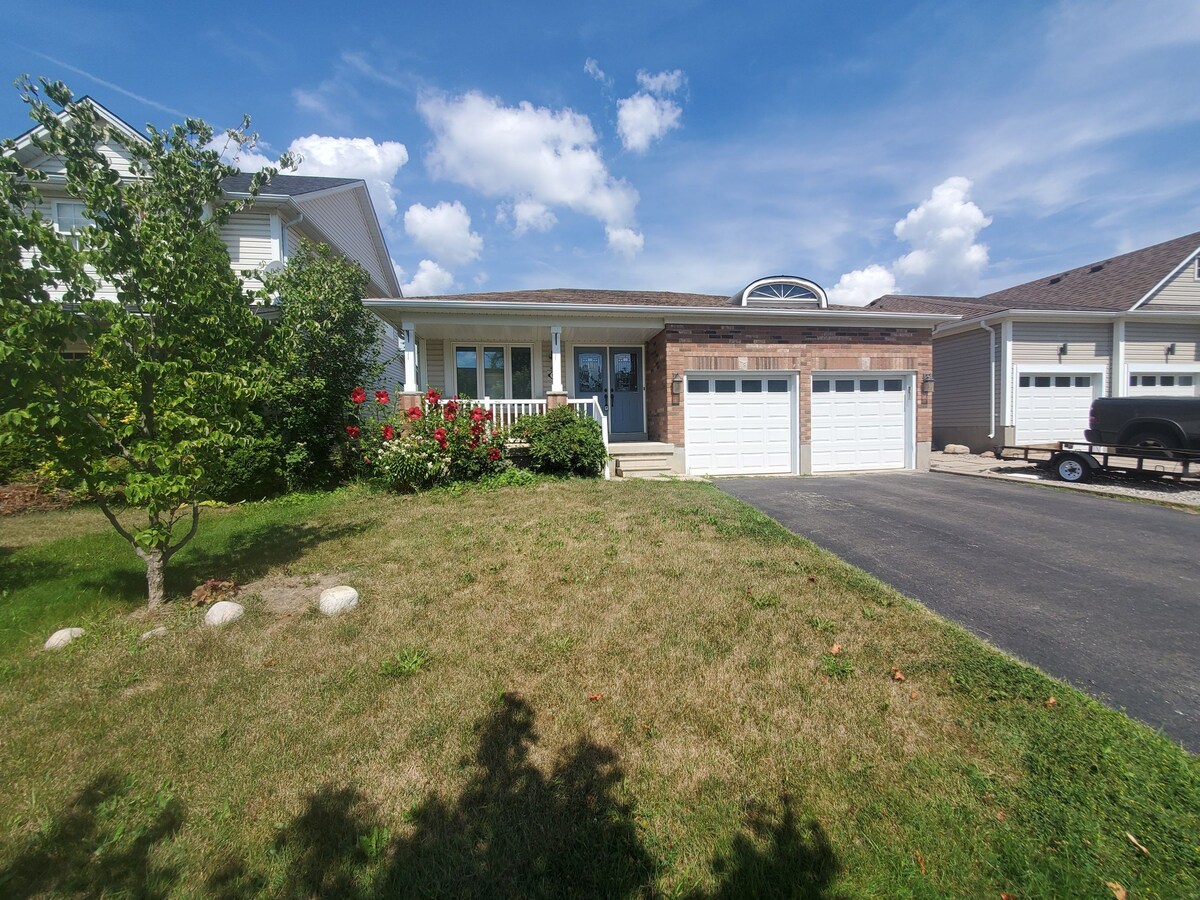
left=407, top=288, right=739, bottom=307
left=220, top=173, right=362, bottom=196
left=869, top=231, right=1200, bottom=318
left=869, top=294, right=1004, bottom=317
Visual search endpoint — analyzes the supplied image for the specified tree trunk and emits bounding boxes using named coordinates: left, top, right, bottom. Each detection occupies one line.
left=145, top=550, right=165, bottom=609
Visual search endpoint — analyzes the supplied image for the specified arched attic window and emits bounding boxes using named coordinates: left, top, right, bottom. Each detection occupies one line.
left=734, top=276, right=828, bottom=308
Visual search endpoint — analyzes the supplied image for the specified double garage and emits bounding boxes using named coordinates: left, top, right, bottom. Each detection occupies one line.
left=683, top=372, right=914, bottom=476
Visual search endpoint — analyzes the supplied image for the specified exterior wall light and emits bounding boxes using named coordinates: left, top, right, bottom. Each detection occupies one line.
left=1167, top=342, right=1177, bottom=356
left=921, top=373, right=935, bottom=393
left=671, top=373, right=683, bottom=395
left=1059, top=343, right=1069, bottom=356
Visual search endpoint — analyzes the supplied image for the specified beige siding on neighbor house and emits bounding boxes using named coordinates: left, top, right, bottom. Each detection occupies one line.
left=1124, top=322, right=1200, bottom=364
left=1011, top=321, right=1112, bottom=373
left=1144, top=253, right=1200, bottom=308
left=294, top=190, right=390, bottom=294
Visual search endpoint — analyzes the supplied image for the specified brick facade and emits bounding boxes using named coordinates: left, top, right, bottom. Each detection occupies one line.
left=644, top=324, right=933, bottom=447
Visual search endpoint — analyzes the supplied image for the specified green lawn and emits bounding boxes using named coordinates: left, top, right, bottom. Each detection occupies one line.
left=0, top=480, right=1196, bottom=898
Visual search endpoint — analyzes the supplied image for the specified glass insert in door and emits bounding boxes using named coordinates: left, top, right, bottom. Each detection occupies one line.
left=577, top=351, right=604, bottom=393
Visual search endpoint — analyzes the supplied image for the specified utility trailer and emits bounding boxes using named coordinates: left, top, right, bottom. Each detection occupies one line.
left=998, top=442, right=1200, bottom=485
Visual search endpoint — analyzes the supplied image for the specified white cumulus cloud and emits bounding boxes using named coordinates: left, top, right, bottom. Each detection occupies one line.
left=636, top=68, right=685, bottom=96
left=891, top=176, right=992, bottom=293
left=288, top=134, right=410, bottom=222
left=511, top=199, right=558, bottom=235
left=830, top=177, right=992, bottom=306
left=401, top=259, right=455, bottom=296
left=827, top=264, right=898, bottom=307
left=403, top=200, right=482, bottom=266
left=617, top=92, right=683, bottom=153
left=418, top=91, right=640, bottom=251
left=605, top=226, right=645, bottom=258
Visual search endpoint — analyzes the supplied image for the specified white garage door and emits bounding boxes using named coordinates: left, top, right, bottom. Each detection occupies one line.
left=1128, top=373, right=1198, bottom=397
left=1014, top=373, right=1098, bottom=444
left=811, top=375, right=909, bottom=473
left=685, top=375, right=795, bottom=475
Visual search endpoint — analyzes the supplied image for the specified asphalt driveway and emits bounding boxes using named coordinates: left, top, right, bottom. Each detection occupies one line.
left=719, top=472, right=1200, bottom=752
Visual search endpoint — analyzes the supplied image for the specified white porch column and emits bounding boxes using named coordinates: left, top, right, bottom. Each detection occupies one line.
left=550, top=325, right=564, bottom=393
left=401, top=321, right=417, bottom=392
left=1113, top=318, right=1127, bottom=397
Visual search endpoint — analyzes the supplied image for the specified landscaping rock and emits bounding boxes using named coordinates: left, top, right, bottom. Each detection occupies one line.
left=204, top=601, right=244, bottom=628
left=44, top=627, right=84, bottom=650
left=319, top=585, right=359, bottom=617
left=979, top=450, right=996, bottom=459
left=943, top=443, right=970, bottom=455
left=139, top=626, right=169, bottom=642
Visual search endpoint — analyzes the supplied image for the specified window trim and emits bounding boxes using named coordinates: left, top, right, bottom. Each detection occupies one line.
left=53, top=200, right=93, bottom=248
left=452, top=343, right=535, bottom=400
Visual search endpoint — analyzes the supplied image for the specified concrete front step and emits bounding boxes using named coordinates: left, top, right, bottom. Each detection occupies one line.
left=610, top=441, right=676, bottom=478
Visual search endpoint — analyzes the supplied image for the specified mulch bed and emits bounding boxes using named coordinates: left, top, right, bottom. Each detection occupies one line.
left=0, top=482, right=76, bottom=516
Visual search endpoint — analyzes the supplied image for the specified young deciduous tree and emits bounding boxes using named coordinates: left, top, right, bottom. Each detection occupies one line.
left=264, top=240, right=382, bottom=487
left=0, top=77, right=293, bottom=607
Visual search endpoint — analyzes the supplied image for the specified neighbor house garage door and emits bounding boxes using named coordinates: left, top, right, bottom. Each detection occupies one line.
left=685, top=375, right=795, bottom=475
left=1128, top=373, right=1199, bottom=397
left=810, top=375, right=909, bottom=473
left=1014, top=373, right=1099, bottom=444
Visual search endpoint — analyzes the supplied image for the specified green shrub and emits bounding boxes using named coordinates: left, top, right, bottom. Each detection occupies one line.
left=514, top=406, right=607, bottom=477
left=0, top=433, right=38, bottom=483
left=205, top=434, right=288, bottom=502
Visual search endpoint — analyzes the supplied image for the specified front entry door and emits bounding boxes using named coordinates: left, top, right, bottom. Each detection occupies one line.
left=574, top=346, right=645, bottom=437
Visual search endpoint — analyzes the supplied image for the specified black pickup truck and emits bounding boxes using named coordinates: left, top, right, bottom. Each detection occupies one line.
left=1085, top=397, right=1200, bottom=451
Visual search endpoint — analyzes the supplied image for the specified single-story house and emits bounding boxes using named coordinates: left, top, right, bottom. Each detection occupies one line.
left=365, top=279, right=952, bottom=476
left=870, top=231, right=1200, bottom=450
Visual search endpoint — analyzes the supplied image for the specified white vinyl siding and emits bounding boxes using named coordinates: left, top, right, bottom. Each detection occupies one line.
left=220, top=212, right=276, bottom=290
left=811, top=374, right=910, bottom=472
left=32, top=139, right=136, bottom=178
left=424, top=340, right=446, bottom=392
left=372, top=321, right=406, bottom=395
left=294, top=190, right=391, bottom=294
left=684, top=374, right=797, bottom=475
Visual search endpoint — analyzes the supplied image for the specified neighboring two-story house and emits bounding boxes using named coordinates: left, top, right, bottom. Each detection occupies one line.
left=6, top=97, right=405, bottom=388
left=870, top=231, right=1200, bottom=450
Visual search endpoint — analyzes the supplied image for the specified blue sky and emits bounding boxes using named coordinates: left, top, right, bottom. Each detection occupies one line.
left=3, top=0, right=1199, bottom=301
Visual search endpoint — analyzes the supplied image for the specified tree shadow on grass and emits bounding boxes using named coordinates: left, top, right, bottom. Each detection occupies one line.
left=211, top=693, right=841, bottom=899
left=0, top=773, right=185, bottom=898
left=74, top=519, right=372, bottom=602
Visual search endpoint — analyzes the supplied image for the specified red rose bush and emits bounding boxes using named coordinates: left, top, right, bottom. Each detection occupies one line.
left=344, top=388, right=506, bottom=491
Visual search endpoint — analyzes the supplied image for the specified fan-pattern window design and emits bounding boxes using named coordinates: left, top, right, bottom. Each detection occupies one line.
left=747, top=282, right=817, bottom=301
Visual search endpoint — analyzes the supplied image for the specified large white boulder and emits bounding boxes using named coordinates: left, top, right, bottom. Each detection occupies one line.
left=319, top=586, right=359, bottom=617
left=204, top=601, right=244, bottom=628
left=44, top=627, right=84, bottom=650
left=942, top=443, right=971, bottom=455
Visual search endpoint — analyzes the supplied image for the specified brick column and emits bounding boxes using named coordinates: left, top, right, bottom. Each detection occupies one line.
left=545, top=391, right=569, bottom=409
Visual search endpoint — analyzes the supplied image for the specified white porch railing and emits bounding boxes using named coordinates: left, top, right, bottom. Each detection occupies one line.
left=457, top=398, right=547, bottom=429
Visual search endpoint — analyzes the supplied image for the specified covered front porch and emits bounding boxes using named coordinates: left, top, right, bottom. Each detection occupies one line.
left=366, top=302, right=673, bottom=450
